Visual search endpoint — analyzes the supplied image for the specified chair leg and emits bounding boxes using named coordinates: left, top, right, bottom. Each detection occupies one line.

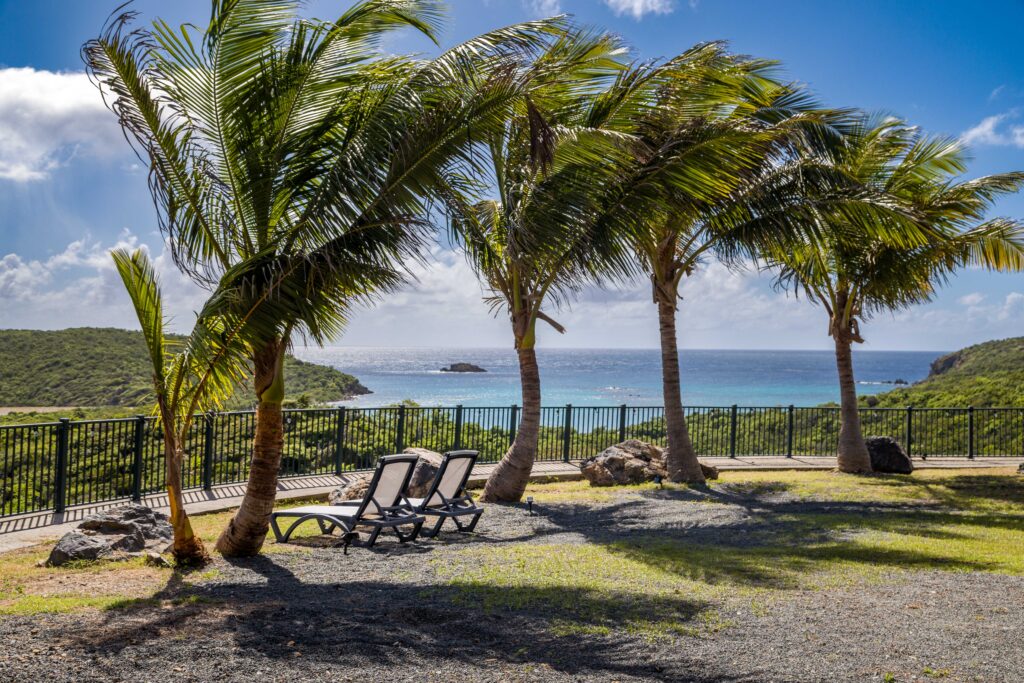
left=418, top=516, right=446, bottom=539
left=394, top=520, right=423, bottom=544
left=453, top=512, right=482, bottom=533
left=364, top=526, right=383, bottom=548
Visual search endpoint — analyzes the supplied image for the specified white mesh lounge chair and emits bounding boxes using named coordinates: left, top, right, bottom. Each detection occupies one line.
left=406, top=450, right=484, bottom=538
left=270, top=454, right=425, bottom=550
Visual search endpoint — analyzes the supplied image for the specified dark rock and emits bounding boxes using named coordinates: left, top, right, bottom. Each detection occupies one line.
left=402, top=448, right=444, bottom=498
left=580, top=439, right=718, bottom=485
left=929, top=350, right=963, bottom=377
left=893, top=378, right=908, bottom=385
left=107, top=527, right=146, bottom=553
left=79, top=504, right=172, bottom=541
left=440, top=363, right=486, bottom=373
left=865, top=436, right=914, bottom=474
left=47, top=532, right=111, bottom=566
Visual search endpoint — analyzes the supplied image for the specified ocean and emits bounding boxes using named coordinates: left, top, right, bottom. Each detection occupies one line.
left=293, top=347, right=940, bottom=408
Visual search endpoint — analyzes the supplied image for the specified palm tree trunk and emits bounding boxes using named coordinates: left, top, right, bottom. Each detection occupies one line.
left=216, top=339, right=286, bottom=556
left=657, top=296, right=705, bottom=484
left=834, top=333, right=872, bottom=473
left=481, top=342, right=541, bottom=503
left=165, top=440, right=208, bottom=566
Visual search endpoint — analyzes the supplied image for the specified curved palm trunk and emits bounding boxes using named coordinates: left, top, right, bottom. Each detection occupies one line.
left=657, top=297, right=706, bottom=484
left=216, top=339, right=286, bottom=556
left=481, top=343, right=541, bottom=503
left=165, top=440, right=208, bottom=566
left=833, top=333, right=872, bottom=473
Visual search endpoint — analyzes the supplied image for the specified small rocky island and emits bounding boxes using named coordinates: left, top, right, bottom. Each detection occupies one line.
left=440, top=362, right=486, bottom=373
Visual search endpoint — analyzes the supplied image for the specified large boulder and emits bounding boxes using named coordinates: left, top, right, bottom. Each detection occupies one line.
left=46, top=505, right=173, bottom=566
left=47, top=532, right=112, bottom=566
left=580, top=439, right=719, bottom=486
left=403, top=448, right=444, bottom=498
left=866, top=436, right=914, bottom=474
left=78, top=504, right=172, bottom=541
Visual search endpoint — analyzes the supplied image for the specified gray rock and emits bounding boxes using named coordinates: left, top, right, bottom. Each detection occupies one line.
left=866, top=436, right=914, bottom=474
left=144, top=551, right=172, bottom=568
left=107, top=527, right=146, bottom=553
left=581, top=440, right=719, bottom=486
left=403, top=448, right=444, bottom=497
left=47, top=532, right=111, bottom=566
left=79, top=504, right=172, bottom=541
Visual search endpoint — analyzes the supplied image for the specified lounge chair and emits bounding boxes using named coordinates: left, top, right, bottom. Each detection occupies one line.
left=406, top=450, right=484, bottom=538
left=270, top=454, right=425, bottom=549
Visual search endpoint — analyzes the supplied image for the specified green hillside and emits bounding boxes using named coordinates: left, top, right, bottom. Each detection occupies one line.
left=867, top=337, right=1024, bottom=408
left=0, top=328, right=370, bottom=410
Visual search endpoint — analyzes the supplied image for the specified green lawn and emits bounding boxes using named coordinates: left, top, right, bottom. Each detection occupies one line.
left=2, top=468, right=1021, bottom=620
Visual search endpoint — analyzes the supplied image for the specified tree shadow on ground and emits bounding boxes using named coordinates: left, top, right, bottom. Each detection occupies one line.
left=65, top=554, right=742, bottom=683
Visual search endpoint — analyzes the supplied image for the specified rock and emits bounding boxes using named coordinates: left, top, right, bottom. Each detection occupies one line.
left=47, top=532, right=111, bottom=566
left=403, top=448, right=444, bottom=497
left=893, top=378, right=908, bottom=385
left=1017, top=463, right=1023, bottom=475
left=79, top=504, right=172, bottom=541
left=865, top=436, right=914, bottom=474
left=46, top=505, right=172, bottom=566
left=580, top=440, right=720, bottom=486
left=440, top=363, right=486, bottom=373
left=327, top=474, right=371, bottom=504
left=144, top=551, right=172, bottom=568
left=580, top=440, right=667, bottom=486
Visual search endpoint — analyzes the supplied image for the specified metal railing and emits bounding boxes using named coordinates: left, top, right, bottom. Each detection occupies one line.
left=2, top=404, right=1022, bottom=518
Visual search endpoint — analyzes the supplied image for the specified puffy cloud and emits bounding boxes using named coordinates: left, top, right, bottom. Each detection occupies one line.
left=0, top=67, right=125, bottom=182
left=604, top=0, right=676, bottom=20
left=957, top=292, right=985, bottom=307
left=0, top=233, right=208, bottom=331
left=960, top=111, right=1024, bottom=149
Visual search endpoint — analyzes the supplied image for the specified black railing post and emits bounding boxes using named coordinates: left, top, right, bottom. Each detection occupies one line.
left=396, top=405, right=406, bottom=453
left=618, top=404, right=627, bottom=443
left=132, top=415, right=146, bottom=501
left=786, top=405, right=794, bottom=458
left=509, top=405, right=519, bottom=446
left=334, top=407, right=346, bottom=475
left=729, top=405, right=738, bottom=458
left=968, top=406, right=975, bottom=459
left=453, top=405, right=464, bottom=451
left=905, top=406, right=913, bottom=459
left=201, top=413, right=215, bottom=490
left=54, top=418, right=70, bottom=513
left=562, top=404, right=573, bottom=462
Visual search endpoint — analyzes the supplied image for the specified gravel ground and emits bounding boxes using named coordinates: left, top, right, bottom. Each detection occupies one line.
left=1, top=489, right=1022, bottom=683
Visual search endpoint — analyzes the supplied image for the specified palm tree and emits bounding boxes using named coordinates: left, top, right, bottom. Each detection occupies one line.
left=769, top=115, right=1024, bottom=472
left=599, top=44, right=858, bottom=483
left=112, top=248, right=255, bottom=566
left=84, top=0, right=559, bottom=554
left=445, top=32, right=644, bottom=502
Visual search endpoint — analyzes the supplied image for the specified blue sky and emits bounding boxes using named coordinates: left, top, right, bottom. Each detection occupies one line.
left=0, top=0, right=1022, bottom=351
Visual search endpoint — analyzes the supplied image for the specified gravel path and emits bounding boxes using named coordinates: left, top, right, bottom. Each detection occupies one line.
left=1, top=489, right=1021, bottom=683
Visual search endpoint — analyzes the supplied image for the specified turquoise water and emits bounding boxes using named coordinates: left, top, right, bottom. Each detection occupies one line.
left=294, top=347, right=939, bottom=408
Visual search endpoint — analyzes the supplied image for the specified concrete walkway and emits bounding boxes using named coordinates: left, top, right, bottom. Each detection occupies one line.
left=1, top=456, right=1019, bottom=554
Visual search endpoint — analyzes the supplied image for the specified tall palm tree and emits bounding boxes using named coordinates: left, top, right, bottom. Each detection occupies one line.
left=600, top=44, right=865, bottom=483
left=769, top=115, right=1024, bottom=472
left=84, top=0, right=559, bottom=554
left=445, top=31, right=644, bottom=502
left=112, top=248, right=255, bottom=566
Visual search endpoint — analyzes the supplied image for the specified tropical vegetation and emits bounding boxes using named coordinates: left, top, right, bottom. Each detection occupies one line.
left=766, top=115, right=1024, bottom=473
left=66, top=0, right=1024, bottom=551
left=0, top=328, right=368, bottom=411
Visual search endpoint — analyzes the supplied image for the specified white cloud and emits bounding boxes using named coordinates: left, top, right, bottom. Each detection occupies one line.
left=604, top=0, right=676, bottom=20
left=957, top=292, right=985, bottom=307
left=0, top=67, right=125, bottom=182
left=989, top=85, right=1005, bottom=101
left=960, top=111, right=1024, bottom=149
left=0, top=233, right=207, bottom=332
left=525, top=0, right=561, bottom=14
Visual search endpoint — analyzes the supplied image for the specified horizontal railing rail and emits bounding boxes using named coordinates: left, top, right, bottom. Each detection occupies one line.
left=2, top=404, right=1022, bottom=518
